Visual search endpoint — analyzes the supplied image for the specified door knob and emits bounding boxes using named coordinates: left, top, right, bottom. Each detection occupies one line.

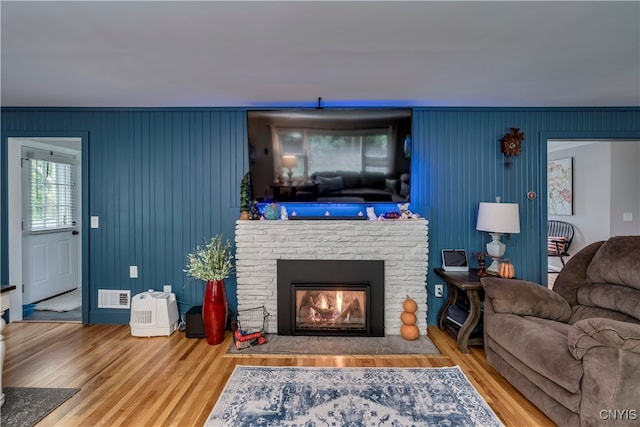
left=72, top=230, right=79, bottom=235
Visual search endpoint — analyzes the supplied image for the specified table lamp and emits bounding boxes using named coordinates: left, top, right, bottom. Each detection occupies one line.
left=476, top=201, right=520, bottom=275
left=282, top=155, right=298, bottom=182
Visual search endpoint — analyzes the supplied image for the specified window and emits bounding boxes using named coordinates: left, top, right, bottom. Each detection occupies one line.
left=274, top=126, right=394, bottom=178
left=23, top=152, right=77, bottom=232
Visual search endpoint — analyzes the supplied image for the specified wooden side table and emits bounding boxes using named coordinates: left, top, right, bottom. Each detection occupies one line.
left=434, top=268, right=484, bottom=353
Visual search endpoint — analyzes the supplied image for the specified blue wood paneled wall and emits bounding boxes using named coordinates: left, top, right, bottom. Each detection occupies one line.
left=2, top=109, right=247, bottom=323
left=2, top=107, right=639, bottom=325
left=412, top=108, right=640, bottom=324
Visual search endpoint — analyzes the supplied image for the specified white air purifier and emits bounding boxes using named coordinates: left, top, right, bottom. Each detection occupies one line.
left=130, top=290, right=179, bottom=337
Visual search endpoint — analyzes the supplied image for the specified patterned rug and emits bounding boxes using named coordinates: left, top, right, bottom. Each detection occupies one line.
left=205, top=366, right=503, bottom=426
left=1, top=387, right=80, bottom=427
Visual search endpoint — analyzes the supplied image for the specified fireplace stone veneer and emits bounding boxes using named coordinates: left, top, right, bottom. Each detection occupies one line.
left=235, top=219, right=428, bottom=335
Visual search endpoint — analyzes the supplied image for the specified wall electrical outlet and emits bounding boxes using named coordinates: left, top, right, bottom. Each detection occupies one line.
left=129, top=265, right=138, bottom=279
left=435, top=284, right=443, bottom=298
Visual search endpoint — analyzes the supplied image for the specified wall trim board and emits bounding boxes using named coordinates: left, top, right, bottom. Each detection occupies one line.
left=89, top=311, right=132, bottom=325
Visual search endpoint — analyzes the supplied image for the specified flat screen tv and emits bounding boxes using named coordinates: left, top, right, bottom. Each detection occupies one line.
left=247, top=109, right=412, bottom=204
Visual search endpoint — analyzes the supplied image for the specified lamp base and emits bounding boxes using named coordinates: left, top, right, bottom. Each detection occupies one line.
left=486, top=258, right=502, bottom=275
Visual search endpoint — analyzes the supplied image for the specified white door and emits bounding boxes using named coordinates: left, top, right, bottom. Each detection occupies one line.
left=20, top=140, right=81, bottom=304
left=22, top=231, right=79, bottom=304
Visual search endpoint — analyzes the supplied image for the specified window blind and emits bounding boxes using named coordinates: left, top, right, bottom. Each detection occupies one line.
left=22, top=151, right=78, bottom=232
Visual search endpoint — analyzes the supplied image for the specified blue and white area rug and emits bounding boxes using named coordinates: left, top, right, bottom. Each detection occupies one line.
left=205, top=365, right=503, bottom=427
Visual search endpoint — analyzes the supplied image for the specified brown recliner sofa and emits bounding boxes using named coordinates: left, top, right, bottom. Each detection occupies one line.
left=481, top=236, right=640, bottom=426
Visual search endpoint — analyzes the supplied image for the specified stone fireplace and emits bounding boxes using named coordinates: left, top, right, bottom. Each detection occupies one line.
left=235, top=218, right=428, bottom=336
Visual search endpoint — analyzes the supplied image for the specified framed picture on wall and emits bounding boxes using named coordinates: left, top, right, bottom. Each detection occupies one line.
left=548, top=157, right=573, bottom=215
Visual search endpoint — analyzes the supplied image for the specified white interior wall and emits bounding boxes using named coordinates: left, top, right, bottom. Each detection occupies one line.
left=610, top=142, right=640, bottom=236
left=548, top=140, right=640, bottom=271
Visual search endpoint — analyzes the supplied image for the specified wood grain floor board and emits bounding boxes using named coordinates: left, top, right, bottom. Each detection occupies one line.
left=3, top=323, right=554, bottom=426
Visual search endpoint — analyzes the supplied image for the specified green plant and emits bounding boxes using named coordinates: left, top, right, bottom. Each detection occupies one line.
left=240, top=172, right=252, bottom=213
left=184, top=235, right=234, bottom=282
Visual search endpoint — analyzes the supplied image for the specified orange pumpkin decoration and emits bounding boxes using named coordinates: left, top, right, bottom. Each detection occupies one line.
left=400, top=311, right=417, bottom=326
left=402, top=296, right=418, bottom=313
left=401, top=324, right=420, bottom=340
left=499, top=260, right=515, bottom=279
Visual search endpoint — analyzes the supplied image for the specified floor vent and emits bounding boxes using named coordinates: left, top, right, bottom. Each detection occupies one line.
left=98, top=289, right=131, bottom=309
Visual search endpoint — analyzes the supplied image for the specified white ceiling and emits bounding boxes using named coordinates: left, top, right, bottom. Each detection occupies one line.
left=1, top=1, right=639, bottom=108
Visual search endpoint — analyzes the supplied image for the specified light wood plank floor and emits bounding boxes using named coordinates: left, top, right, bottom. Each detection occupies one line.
left=3, top=323, right=554, bottom=426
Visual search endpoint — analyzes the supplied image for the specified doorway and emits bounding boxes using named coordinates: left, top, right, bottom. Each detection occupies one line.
left=546, top=138, right=640, bottom=279
left=7, top=136, right=84, bottom=322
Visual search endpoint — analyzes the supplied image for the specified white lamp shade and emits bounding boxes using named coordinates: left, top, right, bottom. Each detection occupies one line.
left=476, top=202, right=520, bottom=234
left=282, top=155, right=298, bottom=169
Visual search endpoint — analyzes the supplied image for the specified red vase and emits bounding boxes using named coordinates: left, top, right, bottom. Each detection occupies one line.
left=202, top=279, right=228, bottom=345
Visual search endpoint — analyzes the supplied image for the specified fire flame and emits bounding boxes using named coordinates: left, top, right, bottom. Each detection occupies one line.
left=318, top=293, right=328, bottom=309
left=306, top=290, right=348, bottom=323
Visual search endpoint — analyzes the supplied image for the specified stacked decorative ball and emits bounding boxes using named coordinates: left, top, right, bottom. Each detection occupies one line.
left=400, top=296, right=420, bottom=340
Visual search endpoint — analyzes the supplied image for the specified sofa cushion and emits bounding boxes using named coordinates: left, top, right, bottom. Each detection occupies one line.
left=385, top=178, right=398, bottom=194
left=568, top=304, right=640, bottom=325
left=400, top=181, right=410, bottom=198
left=336, top=171, right=362, bottom=189
left=568, top=318, right=640, bottom=360
left=482, top=277, right=572, bottom=322
left=316, top=175, right=344, bottom=193
left=577, top=283, right=640, bottom=322
left=361, top=172, right=386, bottom=189
left=586, top=236, right=640, bottom=290
left=487, top=338, right=582, bottom=417
left=485, top=313, right=583, bottom=394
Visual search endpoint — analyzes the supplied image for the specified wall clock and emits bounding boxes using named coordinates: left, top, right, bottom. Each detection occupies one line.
left=500, top=128, right=525, bottom=157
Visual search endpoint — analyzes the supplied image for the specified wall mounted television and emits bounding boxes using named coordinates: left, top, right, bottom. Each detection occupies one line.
left=247, top=109, right=412, bottom=204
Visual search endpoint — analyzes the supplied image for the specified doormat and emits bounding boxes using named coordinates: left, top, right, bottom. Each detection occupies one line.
left=1, top=387, right=80, bottom=427
left=226, top=334, right=440, bottom=356
left=205, top=365, right=503, bottom=426
left=35, top=288, right=81, bottom=312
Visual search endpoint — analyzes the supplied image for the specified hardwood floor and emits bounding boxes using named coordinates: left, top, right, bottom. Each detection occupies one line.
left=3, top=323, right=554, bottom=426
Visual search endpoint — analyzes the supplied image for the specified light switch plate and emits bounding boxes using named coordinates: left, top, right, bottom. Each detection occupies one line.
left=129, top=266, right=138, bottom=278
left=91, top=216, right=99, bottom=228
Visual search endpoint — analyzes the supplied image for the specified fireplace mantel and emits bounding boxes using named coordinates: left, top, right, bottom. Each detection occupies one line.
left=235, top=219, right=429, bottom=335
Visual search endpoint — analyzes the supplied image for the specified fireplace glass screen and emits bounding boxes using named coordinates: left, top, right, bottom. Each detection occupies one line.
left=294, top=285, right=368, bottom=334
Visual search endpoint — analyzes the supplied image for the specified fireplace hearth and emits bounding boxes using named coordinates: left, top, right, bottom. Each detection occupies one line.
left=277, top=260, right=384, bottom=336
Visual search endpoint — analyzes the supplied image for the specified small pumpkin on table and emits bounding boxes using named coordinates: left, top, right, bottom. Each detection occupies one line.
left=498, top=260, right=515, bottom=279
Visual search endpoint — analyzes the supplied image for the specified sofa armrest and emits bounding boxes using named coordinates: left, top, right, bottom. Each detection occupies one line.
left=568, top=317, right=640, bottom=359
left=481, top=277, right=572, bottom=322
